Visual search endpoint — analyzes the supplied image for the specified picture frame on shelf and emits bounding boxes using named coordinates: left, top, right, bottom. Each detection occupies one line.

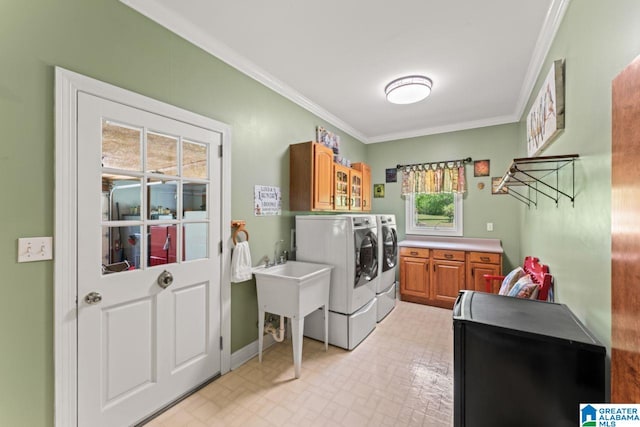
left=491, top=177, right=508, bottom=195
left=316, top=126, right=340, bottom=155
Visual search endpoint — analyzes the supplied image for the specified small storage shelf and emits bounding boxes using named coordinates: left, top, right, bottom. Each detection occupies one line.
left=497, top=154, right=579, bottom=207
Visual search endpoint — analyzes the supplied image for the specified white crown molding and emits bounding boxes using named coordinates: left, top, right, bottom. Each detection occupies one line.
left=513, top=0, right=572, bottom=121
left=367, top=113, right=519, bottom=144
left=119, top=0, right=370, bottom=143
left=120, top=0, right=569, bottom=145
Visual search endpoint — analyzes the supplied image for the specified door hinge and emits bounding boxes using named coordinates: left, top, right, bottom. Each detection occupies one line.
left=219, top=240, right=223, bottom=254
left=218, top=144, right=223, bottom=158
left=220, top=336, right=223, bottom=350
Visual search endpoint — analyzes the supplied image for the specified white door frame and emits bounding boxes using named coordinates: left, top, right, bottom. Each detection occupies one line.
left=54, top=67, right=232, bottom=427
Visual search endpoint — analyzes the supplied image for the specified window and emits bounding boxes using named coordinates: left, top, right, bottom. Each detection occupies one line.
left=405, top=192, right=463, bottom=236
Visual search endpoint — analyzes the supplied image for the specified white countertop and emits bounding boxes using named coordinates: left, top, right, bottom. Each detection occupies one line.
left=399, top=235, right=503, bottom=253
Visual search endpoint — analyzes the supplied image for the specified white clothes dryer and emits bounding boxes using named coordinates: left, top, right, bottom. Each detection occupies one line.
left=296, top=215, right=378, bottom=349
left=375, top=214, right=398, bottom=322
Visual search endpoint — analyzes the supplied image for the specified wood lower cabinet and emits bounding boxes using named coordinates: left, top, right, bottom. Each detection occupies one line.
left=467, top=251, right=502, bottom=293
left=431, top=250, right=465, bottom=308
left=400, top=248, right=430, bottom=303
left=400, top=246, right=501, bottom=309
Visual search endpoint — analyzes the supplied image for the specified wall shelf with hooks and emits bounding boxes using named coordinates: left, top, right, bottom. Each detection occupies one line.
left=496, top=154, right=579, bottom=207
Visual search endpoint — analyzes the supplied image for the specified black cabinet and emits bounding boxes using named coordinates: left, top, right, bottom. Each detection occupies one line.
left=453, top=291, right=605, bottom=427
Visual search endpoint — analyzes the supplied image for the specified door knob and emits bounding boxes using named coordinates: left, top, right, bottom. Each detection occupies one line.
left=84, top=292, right=102, bottom=305
left=157, top=270, right=174, bottom=289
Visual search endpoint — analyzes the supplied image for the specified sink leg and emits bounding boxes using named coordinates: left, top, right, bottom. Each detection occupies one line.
left=323, top=304, right=328, bottom=352
left=291, top=316, right=303, bottom=379
left=258, top=309, right=265, bottom=363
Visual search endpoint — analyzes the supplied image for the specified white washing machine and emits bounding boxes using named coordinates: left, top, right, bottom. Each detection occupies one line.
left=376, top=214, right=398, bottom=322
left=296, top=215, right=378, bottom=350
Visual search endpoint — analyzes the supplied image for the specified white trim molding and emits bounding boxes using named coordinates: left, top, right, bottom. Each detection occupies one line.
left=230, top=334, right=277, bottom=371
left=119, top=0, right=368, bottom=144
left=54, top=67, right=232, bottom=427
left=119, top=0, right=570, bottom=145
left=514, top=0, right=572, bottom=121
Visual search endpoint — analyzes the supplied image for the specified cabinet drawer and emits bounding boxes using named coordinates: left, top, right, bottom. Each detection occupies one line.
left=468, top=251, right=501, bottom=264
left=400, top=247, right=429, bottom=258
left=432, top=249, right=465, bottom=261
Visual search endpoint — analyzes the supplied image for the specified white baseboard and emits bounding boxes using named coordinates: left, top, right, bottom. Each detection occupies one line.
left=230, top=333, right=278, bottom=370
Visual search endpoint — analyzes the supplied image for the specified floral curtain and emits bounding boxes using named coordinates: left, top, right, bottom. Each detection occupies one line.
left=400, top=162, right=467, bottom=196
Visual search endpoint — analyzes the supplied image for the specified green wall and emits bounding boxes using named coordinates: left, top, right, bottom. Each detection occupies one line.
left=0, top=1, right=365, bottom=425
left=367, top=123, right=522, bottom=272
left=2, top=0, right=639, bottom=424
left=516, top=0, right=640, bottom=355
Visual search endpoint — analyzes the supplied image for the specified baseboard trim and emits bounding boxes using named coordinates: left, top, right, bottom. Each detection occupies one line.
left=230, top=333, right=277, bottom=370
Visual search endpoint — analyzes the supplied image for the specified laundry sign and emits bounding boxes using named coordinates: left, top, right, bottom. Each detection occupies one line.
left=254, top=185, right=281, bottom=216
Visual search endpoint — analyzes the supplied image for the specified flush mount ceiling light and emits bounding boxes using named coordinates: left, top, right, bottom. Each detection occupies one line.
left=385, top=75, right=433, bottom=105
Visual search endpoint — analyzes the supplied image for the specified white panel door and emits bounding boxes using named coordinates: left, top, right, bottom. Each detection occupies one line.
left=77, top=92, right=221, bottom=426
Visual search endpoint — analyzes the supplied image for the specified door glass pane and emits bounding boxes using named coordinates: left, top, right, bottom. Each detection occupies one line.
left=147, top=131, right=178, bottom=176
left=183, top=182, right=207, bottom=215
left=148, top=225, right=179, bottom=267
left=101, top=120, right=142, bottom=171
left=184, top=223, right=208, bottom=261
left=104, top=175, right=143, bottom=220
left=102, top=226, right=141, bottom=274
left=147, top=178, right=178, bottom=220
left=183, top=140, right=208, bottom=179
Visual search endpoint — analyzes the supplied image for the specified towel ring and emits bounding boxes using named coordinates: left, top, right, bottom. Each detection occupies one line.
left=232, top=229, right=249, bottom=245
left=231, top=220, right=249, bottom=245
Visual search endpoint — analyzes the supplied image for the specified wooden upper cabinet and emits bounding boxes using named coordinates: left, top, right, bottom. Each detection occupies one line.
left=350, top=168, right=363, bottom=211
left=313, top=144, right=334, bottom=210
left=352, top=162, right=370, bottom=211
left=333, top=163, right=351, bottom=211
left=290, top=141, right=333, bottom=211
left=290, top=141, right=372, bottom=212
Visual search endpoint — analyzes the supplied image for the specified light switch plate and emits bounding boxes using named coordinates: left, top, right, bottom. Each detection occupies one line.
left=486, top=222, right=494, bottom=232
left=18, top=237, right=53, bottom=262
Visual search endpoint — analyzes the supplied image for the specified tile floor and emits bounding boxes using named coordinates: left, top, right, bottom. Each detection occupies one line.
left=145, top=301, right=454, bottom=427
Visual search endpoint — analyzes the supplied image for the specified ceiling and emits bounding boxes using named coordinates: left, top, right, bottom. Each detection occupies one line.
left=120, top=0, right=569, bottom=144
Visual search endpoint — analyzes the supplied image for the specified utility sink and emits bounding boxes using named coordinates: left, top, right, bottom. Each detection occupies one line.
left=253, top=261, right=333, bottom=378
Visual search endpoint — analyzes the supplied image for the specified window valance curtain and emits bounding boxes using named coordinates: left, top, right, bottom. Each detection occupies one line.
left=399, top=160, right=469, bottom=196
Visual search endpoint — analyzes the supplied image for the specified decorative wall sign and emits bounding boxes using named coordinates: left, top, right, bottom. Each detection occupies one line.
left=527, top=59, right=565, bottom=157
left=474, top=160, right=490, bottom=177
left=385, top=168, right=397, bottom=183
left=254, top=185, right=281, bottom=216
left=491, top=177, right=508, bottom=195
left=373, top=184, right=385, bottom=198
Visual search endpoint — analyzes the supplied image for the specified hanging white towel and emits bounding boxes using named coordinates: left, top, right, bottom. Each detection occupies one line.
left=231, top=241, right=253, bottom=283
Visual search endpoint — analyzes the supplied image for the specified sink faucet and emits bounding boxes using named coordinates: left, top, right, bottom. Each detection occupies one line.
left=274, top=239, right=285, bottom=265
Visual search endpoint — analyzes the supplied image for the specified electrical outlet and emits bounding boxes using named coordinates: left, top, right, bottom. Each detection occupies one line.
left=486, top=222, right=494, bottom=232
left=18, top=237, right=53, bottom=262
